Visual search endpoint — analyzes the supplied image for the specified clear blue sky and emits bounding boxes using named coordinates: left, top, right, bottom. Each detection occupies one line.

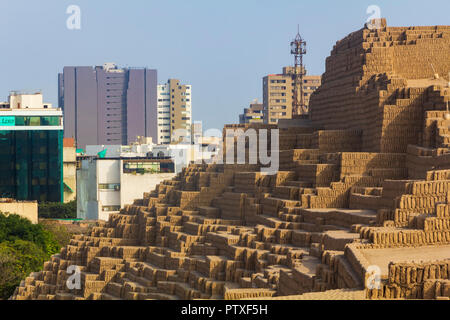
left=0, top=0, right=449, bottom=131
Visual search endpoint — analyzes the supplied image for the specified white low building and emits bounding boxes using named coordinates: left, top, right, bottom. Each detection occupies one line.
left=77, top=136, right=221, bottom=221
left=77, top=157, right=176, bottom=221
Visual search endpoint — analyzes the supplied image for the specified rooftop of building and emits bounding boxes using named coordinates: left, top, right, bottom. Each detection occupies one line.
left=265, top=67, right=322, bottom=79
left=63, top=138, right=76, bottom=148
left=0, top=92, right=57, bottom=111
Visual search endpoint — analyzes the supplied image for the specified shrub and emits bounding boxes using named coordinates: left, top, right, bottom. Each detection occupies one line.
left=38, top=201, right=77, bottom=219
left=0, top=240, right=48, bottom=299
left=40, top=221, right=72, bottom=248
left=0, top=213, right=63, bottom=299
left=0, top=213, right=60, bottom=257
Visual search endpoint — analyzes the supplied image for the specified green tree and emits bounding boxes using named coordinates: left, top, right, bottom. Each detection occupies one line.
left=38, top=201, right=77, bottom=219
left=0, top=240, right=48, bottom=299
left=40, top=221, right=72, bottom=248
left=0, top=246, right=21, bottom=299
left=0, top=213, right=60, bottom=257
left=0, top=213, right=64, bottom=299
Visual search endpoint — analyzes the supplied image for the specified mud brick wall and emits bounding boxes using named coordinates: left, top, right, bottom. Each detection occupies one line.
left=296, top=134, right=314, bottom=149
left=416, top=216, right=450, bottom=232
left=224, top=288, right=276, bottom=300
left=278, top=127, right=315, bottom=151
left=366, top=260, right=450, bottom=299
left=436, top=204, right=450, bottom=218
left=361, top=227, right=450, bottom=247
left=233, top=171, right=280, bottom=195
left=407, top=147, right=450, bottom=180
left=309, top=20, right=450, bottom=152
left=422, top=110, right=448, bottom=148
left=424, top=279, right=450, bottom=300
left=337, top=153, right=406, bottom=179
left=395, top=194, right=447, bottom=211
left=222, top=124, right=278, bottom=166
left=279, top=149, right=321, bottom=171
left=349, top=193, right=382, bottom=210
left=295, top=164, right=338, bottom=187
left=380, top=103, right=423, bottom=153
left=312, top=130, right=362, bottom=153
left=306, top=189, right=348, bottom=209
left=387, top=179, right=450, bottom=227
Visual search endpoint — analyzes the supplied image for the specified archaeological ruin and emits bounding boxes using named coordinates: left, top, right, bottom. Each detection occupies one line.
left=10, top=19, right=450, bottom=300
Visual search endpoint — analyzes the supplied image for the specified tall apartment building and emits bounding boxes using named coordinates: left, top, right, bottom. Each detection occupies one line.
left=0, top=92, right=63, bottom=202
left=157, top=79, right=192, bottom=145
left=239, top=99, right=264, bottom=124
left=263, top=67, right=321, bottom=124
left=58, top=63, right=158, bottom=149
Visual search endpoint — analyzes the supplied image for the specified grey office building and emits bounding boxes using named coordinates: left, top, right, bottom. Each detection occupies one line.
left=58, top=63, right=157, bottom=148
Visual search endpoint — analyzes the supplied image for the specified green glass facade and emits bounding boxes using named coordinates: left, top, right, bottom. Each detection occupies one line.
left=0, top=129, right=63, bottom=202
left=0, top=116, right=61, bottom=127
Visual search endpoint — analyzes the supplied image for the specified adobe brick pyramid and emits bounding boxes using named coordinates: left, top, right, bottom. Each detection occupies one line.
left=11, top=19, right=450, bottom=300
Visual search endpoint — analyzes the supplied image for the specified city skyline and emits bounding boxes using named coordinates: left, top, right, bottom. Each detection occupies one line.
left=1, top=0, right=449, bottom=131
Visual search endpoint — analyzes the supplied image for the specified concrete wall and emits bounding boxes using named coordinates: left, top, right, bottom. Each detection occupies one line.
left=9, top=93, right=47, bottom=109
left=120, top=172, right=176, bottom=208
left=77, top=159, right=99, bottom=220
left=98, top=160, right=121, bottom=219
left=0, top=201, right=38, bottom=224
left=63, top=146, right=77, bottom=202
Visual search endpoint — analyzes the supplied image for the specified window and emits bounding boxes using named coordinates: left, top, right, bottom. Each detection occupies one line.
left=102, top=206, right=120, bottom=212
left=13, top=116, right=61, bottom=127
left=99, top=183, right=120, bottom=191
left=123, top=161, right=174, bottom=174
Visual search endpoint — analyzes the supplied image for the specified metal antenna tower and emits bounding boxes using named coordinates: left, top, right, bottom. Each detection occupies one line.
left=291, top=25, right=307, bottom=116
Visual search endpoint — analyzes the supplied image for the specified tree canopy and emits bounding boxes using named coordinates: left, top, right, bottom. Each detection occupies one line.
left=38, top=200, right=77, bottom=219
left=0, top=213, right=62, bottom=299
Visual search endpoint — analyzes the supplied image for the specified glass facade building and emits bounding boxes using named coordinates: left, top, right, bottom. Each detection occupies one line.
left=0, top=114, right=64, bottom=202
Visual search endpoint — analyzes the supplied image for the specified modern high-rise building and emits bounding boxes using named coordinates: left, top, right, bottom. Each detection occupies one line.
left=157, top=79, right=192, bottom=145
left=263, top=67, right=321, bottom=124
left=58, top=63, right=158, bottom=149
left=0, top=92, right=63, bottom=202
left=239, top=99, right=264, bottom=124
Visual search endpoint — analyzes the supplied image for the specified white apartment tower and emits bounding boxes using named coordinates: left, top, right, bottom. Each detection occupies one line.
left=157, top=79, right=192, bottom=145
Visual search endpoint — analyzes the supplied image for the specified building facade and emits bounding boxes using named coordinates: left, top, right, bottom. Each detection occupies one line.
left=77, top=156, right=176, bottom=221
left=59, top=63, right=158, bottom=148
left=63, top=138, right=77, bottom=203
left=191, top=121, right=202, bottom=145
left=157, top=79, right=192, bottom=145
left=263, top=67, right=321, bottom=124
left=239, top=99, right=264, bottom=124
left=82, top=140, right=219, bottom=174
left=0, top=92, right=63, bottom=202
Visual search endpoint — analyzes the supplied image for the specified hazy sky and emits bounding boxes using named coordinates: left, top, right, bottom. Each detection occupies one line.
left=0, top=0, right=449, bottom=131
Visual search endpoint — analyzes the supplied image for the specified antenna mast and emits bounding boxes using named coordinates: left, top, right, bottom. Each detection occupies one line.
left=291, top=25, right=307, bottom=116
